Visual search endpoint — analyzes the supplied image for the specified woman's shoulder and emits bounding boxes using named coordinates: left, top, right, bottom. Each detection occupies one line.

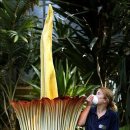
left=89, top=106, right=97, bottom=114
left=108, top=109, right=118, bottom=118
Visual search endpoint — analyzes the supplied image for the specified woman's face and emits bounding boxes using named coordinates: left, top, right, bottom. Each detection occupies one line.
left=96, top=89, right=107, bottom=105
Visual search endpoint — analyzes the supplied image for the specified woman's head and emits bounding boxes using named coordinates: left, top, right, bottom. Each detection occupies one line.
left=96, top=87, right=117, bottom=111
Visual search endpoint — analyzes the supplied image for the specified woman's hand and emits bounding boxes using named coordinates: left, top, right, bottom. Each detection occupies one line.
left=86, top=95, right=94, bottom=106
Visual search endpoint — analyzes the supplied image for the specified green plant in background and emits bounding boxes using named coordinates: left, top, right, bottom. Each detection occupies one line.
left=23, top=59, right=97, bottom=98
left=120, top=125, right=130, bottom=130
left=55, top=59, right=98, bottom=97
left=0, top=0, right=40, bottom=129
left=52, top=14, right=96, bottom=79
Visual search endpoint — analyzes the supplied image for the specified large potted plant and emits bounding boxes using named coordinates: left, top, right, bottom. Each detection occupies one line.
left=11, top=5, right=85, bottom=130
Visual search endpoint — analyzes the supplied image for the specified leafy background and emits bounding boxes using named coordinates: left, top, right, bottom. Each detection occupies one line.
left=0, top=0, right=130, bottom=129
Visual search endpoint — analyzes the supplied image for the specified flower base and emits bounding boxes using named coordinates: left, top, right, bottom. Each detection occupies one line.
left=11, top=96, right=85, bottom=130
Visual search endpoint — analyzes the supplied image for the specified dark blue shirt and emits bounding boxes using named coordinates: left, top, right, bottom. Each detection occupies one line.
left=85, top=107, right=119, bottom=130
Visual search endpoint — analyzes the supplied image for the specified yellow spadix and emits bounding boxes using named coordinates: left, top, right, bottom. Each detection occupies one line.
left=40, top=4, right=58, bottom=99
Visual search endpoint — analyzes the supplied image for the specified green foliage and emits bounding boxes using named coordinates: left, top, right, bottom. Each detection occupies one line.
left=55, top=59, right=98, bottom=97
left=52, top=17, right=97, bottom=84
left=22, top=65, right=41, bottom=99
left=23, top=59, right=97, bottom=99
left=120, top=125, right=130, bottom=130
left=0, top=0, right=40, bottom=129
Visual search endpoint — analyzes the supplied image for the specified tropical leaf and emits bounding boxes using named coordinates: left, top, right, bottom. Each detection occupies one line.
left=55, top=59, right=97, bottom=97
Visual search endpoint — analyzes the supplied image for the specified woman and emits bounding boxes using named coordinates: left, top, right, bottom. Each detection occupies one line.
left=77, top=87, right=119, bottom=130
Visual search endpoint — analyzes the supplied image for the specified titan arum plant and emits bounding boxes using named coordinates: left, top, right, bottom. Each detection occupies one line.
left=11, top=4, right=85, bottom=130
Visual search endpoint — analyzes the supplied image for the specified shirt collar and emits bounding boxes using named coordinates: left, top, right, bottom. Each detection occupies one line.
left=91, top=106, right=110, bottom=117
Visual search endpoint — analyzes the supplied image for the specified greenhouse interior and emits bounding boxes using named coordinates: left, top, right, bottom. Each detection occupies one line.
left=0, top=0, right=130, bottom=130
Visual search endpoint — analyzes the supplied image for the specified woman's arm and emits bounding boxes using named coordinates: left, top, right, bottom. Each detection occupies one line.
left=77, top=105, right=91, bottom=126
left=77, top=95, right=93, bottom=126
